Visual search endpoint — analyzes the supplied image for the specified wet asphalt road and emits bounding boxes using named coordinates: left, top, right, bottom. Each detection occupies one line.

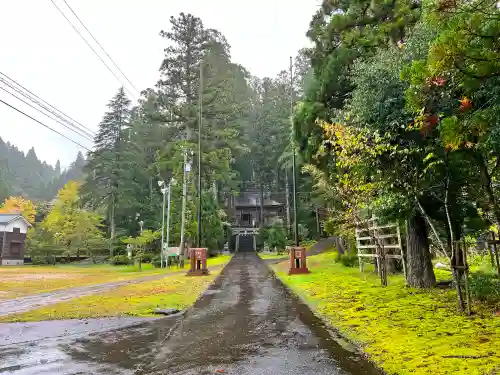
left=0, top=253, right=382, bottom=375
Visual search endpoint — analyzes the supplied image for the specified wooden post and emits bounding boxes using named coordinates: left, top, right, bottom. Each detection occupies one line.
left=186, top=248, right=209, bottom=276
left=397, top=222, right=406, bottom=284
left=356, top=227, right=364, bottom=272
left=288, top=247, right=310, bottom=275
left=462, top=240, right=471, bottom=316
left=452, top=240, right=466, bottom=313
left=491, top=232, right=500, bottom=278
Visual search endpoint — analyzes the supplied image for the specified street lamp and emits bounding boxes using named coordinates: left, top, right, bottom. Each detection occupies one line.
left=180, top=150, right=193, bottom=264
left=159, top=180, right=166, bottom=268
left=159, top=178, right=176, bottom=268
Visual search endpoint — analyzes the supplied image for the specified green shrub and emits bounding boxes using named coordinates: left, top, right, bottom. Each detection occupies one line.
left=110, top=255, right=132, bottom=266
left=31, top=255, right=56, bottom=265
left=58, top=256, right=69, bottom=264
left=335, top=251, right=359, bottom=267
left=153, top=255, right=174, bottom=268
left=152, top=255, right=163, bottom=268
left=141, top=253, right=153, bottom=263
left=261, top=221, right=287, bottom=251
left=469, top=272, right=500, bottom=303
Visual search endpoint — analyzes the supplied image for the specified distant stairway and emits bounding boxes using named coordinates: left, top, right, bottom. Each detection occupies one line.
left=238, top=235, right=255, bottom=252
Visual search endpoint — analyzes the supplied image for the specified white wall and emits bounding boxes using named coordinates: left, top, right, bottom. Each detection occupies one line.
left=3, top=218, right=29, bottom=234
left=1, top=259, right=24, bottom=266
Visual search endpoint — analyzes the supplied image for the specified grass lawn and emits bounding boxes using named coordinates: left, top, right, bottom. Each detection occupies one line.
left=0, top=256, right=232, bottom=322
left=0, top=255, right=232, bottom=300
left=272, top=252, right=500, bottom=375
left=258, top=252, right=288, bottom=260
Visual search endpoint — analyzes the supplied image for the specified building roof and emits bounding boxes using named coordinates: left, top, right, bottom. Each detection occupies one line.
left=234, top=193, right=283, bottom=208
left=0, top=213, right=32, bottom=227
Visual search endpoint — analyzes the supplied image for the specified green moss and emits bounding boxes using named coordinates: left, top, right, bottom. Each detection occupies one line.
left=272, top=252, right=500, bottom=375
left=258, top=253, right=288, bottom=260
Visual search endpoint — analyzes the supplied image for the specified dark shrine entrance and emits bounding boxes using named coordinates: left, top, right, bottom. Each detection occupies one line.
left=238, top=234, right=255, bottom=252
left=226, top=184, right=285, bottom=253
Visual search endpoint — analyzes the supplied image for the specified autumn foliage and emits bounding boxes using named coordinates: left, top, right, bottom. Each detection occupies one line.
left=0, top=196, right=36, bottom=223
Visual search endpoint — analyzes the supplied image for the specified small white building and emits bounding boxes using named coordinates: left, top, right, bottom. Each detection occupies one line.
left=0, top=213, right=31, bottom=266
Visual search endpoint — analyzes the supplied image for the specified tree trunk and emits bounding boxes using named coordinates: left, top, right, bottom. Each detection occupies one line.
left=477, top=153, right=500, bottom=229
left=406, top=212, right=436, bottom=288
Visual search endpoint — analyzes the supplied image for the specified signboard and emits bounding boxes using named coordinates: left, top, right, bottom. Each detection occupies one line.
left=164, top=246, right=180, bottom=256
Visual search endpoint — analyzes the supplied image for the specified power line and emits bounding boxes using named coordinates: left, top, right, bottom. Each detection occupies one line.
left=48, top=0, right=138, bottom=100
left=0, top=84, right=94, bottom=143
left=0, top=72, right=95, bottom=137
left=61, top=0, right=141, bottom=95
left=0, top=99, right=91, bottom=151
left=0, top=71, right=95, bottom=138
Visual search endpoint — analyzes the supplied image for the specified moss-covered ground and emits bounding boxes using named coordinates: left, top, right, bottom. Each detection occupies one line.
left=258, top=253, right=288, bottom=260
left=272, top=252, right=500, bottom=375
left=0, top=256, right=231, bottom=322
left=0, top=255, right=231, bottom=300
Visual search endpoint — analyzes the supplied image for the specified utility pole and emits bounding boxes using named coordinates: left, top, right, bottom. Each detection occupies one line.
left=285, top=169, right=291, bottom=236
left=165, top=181, right=172, bottom=265
left=290, top=56, right=299, bottom=247
left=160, top=184, right=166, bottom=268
left=180, top=151, right=189, bottom=259
left=197, top=62, right=203, bottom=248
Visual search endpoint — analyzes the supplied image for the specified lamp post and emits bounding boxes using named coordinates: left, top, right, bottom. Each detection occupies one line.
left=165, top=179, right=174, bottom=266
left=180, top=151, right=192, bottom=259
left=159, top=181, right=167, bottom=268
left=159, top=178, right=176, bottom=269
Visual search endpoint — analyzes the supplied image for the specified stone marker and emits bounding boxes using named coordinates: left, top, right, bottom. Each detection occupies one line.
left=187, top=248, right=209, bottom=276
left=288, top=246, right=310, bottom=275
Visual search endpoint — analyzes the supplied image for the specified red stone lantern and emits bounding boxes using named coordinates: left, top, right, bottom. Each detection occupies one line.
left=288, top=247, right=310, bottom=275
left=187, top=248, right=209, bottom=276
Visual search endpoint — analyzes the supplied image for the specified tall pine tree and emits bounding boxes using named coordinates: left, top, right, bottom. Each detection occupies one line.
left=82, top=87, right=139, bottom=254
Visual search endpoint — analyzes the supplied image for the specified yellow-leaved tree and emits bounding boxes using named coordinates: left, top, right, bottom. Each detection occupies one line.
left=0, top=196, right=36, bottom=224
left=41, top=181, right=107, bottom=260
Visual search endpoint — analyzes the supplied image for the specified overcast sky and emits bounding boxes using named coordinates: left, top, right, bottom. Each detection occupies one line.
left=0, top=0, right=318, bottom=168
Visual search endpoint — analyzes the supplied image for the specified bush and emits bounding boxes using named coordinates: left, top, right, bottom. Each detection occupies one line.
left=335, top=251, right=359, bottom=268
left=152, top=255, right=161, bottom=268
left=110, top=255, right=132, bottom=266
left=152, top=255, right=169, bottom=268
left=141, top=253, right=153, bottom=263
left=31, top=255, right=56, bottom=265
left=261, top=221, right=287, bottom=251
left=469, top=272, right=500, bottom=303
